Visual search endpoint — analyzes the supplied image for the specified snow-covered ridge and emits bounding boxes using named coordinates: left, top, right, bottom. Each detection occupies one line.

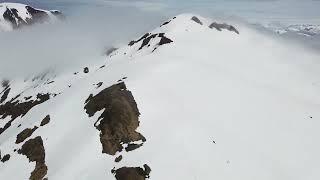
left=2, top=13, right=320, bottom=180
left=0, top=2, right=63, bottom=31
left=108, top=14, right=239, bottom=58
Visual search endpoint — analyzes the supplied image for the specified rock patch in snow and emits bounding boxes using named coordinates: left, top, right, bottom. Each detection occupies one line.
left=209, top=22, right=240, bottom=34
left=191, top=16, right=203, bottom=25
left=84, top=82, right=146, bottom=155
left=15, top=126, right=38, bottom=144
left=18, top=136, right=48, bottom=180
left=84, top=67, right=89, bottom=73
left=0, top=87, right=10, bottom=104
left=113, top=164, right=151, bottom=180
left=0, top=93, right=50, bottom=134
left=40, top=115, right=50, bottom=126
left=1, top=154, right=10, bottom=163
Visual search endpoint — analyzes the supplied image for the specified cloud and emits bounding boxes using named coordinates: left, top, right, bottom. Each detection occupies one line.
left=0, top=3, right=165, bottom=78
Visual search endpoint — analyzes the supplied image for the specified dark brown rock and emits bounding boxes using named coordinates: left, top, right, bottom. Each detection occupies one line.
left=106, top=47, right=118, bottom=56
left=113, top=165, right=151, bottom=180
left=115, top=155, right=123, bottom=163
left=96, top=82, right=103, bottom=89
left=1, top=154, right=10, bottom=163
left=84, top=67, right=89, bottom=73
left=18, top=136, right=47, bottom=180
left=30, top=163, right=48, bottom=180
left=125, top=143, right=143, bottom=152
left=0, top=87, right=10, bottom=104
left=40, top=115, right=50, bottom=126
left=84, top=82, right=146, bottom=155
left=16, top=126, right=38, bottom=144
left=143, top=164, right=151, bottom=177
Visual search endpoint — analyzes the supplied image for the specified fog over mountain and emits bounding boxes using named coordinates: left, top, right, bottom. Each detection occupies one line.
left=1, top=0, right=319, bottom=78
left=0, top=2, right=165, bottom=77
left=1, top=1, right=320, bottom=180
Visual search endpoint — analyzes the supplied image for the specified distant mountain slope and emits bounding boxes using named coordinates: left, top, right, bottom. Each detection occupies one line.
left=1, top=14, right=320, bottom=180
left=0, top=2, right=63, bottom=31
left=265, top=23, right=320, bottom=37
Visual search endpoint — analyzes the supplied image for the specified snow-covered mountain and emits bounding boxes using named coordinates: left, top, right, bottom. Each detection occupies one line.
left=0, top=2, right=63, bottom=31
left=1, top=14, right=320, bottom=180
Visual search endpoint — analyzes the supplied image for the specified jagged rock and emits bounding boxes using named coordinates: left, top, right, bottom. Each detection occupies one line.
left=18, top=136, right=48, bottom=180
left=113, top=165, right=151, bottom=180
left=0, top=93, right=50, bottom=135
left=209, top=22, right=239, bottom=34
left=125, top=143, right=143, bottom=152
left=0, top=87, right=10, bottom=104
left=16, top=126, right=38, bottom=144
left=84, top=82, right=146, bottom=155
left=191, top=16, right=203, bottom=25
left=115, top=155, right=123, bottom=163
left=40, top=115, right=50, bottom=126
left=84, top=67, right=89, bottom=73
left=1, top=154, right=10, bottom=163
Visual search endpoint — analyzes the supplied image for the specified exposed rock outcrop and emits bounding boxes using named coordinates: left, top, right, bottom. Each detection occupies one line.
left=40, top=115, right=50, bottom=126
left=209, top=22, right=240, bottom=34
left=191, top=16, right=203, bottom=25
left=113, top=165, right=151, bottom=180
left=18, top=136, right=48, bottom=180
left=0, top=93, right=50, bottom=134
left=16, top=126, right=38, bottom=144
left=1, top=154, right=10, bottom=163
left=128, top=32, right=173, bottom=52
left=84, top=82, right=146, bottom=156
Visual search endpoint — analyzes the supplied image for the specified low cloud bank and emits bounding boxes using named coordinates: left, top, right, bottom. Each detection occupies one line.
left=0, top=3, right=165, bottom=78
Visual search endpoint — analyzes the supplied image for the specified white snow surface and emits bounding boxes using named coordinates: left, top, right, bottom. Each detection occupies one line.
left=0, top=2, right=60, bottom=31
left=1, top=14, right=320, bottom=180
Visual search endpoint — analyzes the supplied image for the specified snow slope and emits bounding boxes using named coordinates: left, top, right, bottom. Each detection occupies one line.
left=0, top=2, right=63, bottom=31
left=1, top=14, right=320, bottom=180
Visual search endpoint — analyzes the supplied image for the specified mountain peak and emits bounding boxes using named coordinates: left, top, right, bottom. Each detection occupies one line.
left=107, top=14, right=239, bottom=58
left=0, top=2, right=63, bottom=31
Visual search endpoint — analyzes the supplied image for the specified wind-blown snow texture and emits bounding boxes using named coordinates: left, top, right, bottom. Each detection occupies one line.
left=1, top=14, right=320, bottom=180
left=0, top=2, right=62, bottom=31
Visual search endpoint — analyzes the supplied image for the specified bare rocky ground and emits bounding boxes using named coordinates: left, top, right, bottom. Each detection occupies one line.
left=84, top=82, right=151, bottom=179
left=18, top=136, right=48, bottom=180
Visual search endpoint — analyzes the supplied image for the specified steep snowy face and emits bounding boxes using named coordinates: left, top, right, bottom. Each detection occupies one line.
left=1, top=14, right=320, bottom=180
left=0, top=3, right=63, bottom=31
